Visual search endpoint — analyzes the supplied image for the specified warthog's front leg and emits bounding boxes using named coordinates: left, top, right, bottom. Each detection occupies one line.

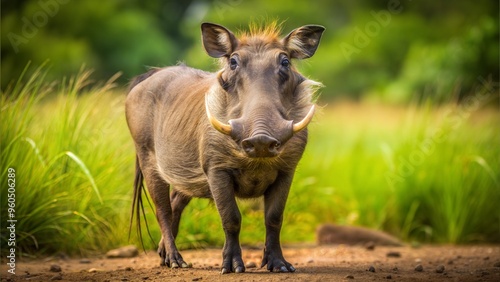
left=261, top=172, right=296, bottom=272
left=208, top=170, right=245, bottom=274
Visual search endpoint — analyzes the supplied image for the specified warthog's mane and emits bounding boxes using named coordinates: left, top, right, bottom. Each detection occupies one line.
left=238, top=20, right=283, bottom=42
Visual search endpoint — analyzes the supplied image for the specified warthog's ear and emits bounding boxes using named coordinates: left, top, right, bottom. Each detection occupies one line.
left=201, top=23, right=238, bottom=58
left=283, top=25, right=325, bottom=59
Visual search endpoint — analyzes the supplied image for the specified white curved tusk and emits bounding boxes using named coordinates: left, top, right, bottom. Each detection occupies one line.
left=205, top=94, right=231, bottom=135
left=292, top=105, right=315, bottom=133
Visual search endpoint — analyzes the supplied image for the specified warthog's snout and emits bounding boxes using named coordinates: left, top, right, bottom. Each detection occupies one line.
left=241, top=134, right=281, bottom=158
left=206, top=95, right=316, bottom=159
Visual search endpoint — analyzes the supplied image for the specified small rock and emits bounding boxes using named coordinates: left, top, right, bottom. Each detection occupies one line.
left=494, top=262, right=500, bottom=267
left=386, top=274, right=392, bottom=279
left=192, top=278, right=202, bottom=281
left=50, top=264, right=62, bottom=272
left=386, top=251, right=401, bottom=258
left=436, top=265, right=445, bottom=273
left=142, top=277, right=149, bottom=280
left=88, top=268, right=102, bottom=273
left=365, top=241, right=375, bottom=250
left=316, top=224, right=403, bottom=246
left=121, top=278, right=129, bottom=281
left=414, top=264, right=424, bottom=272
left=125, top=267, right=133, bottom=271
left=447, top=259, right=454, bottom=265
left=106, top=245, right=139, bottom=259
left=245, top=261, right=257, bottom=268
left=368, top=265, right=376, bottom=272
left=79, top=259, right=91, bottom=264
left=344, top=275, right=354, bottom=279
left=415, top=258, right=422, bottom=263
left=307, top=259, right=314, bottom=263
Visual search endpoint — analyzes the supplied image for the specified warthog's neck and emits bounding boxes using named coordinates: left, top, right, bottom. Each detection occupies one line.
left=231, top=166, right=279, bottom=198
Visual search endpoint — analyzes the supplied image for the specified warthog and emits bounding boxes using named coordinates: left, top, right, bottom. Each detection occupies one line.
left=126, top=22, right=324, bottom=274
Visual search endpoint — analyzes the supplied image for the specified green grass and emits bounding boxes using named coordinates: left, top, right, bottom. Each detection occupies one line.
left=1, top=69, right=499, bottom=257
left=1, top=66, right=135, bottom=256
left=293, top=101, right=499, bottom=244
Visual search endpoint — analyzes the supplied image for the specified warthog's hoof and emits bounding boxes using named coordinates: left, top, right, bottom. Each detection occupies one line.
left=160, top=258, right=189, bottom=268
left=158, top=247, right=189, bottom=269
left=261, top=248, right=296, bottom=273
left=220, top=255, right=245, bottom=274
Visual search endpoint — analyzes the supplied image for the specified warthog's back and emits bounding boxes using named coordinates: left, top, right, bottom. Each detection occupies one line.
left=126, top=65, right=215, bottom=198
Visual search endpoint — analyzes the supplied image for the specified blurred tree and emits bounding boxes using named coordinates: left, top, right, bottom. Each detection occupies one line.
left=1, top=0, right=498, bottom=103
left=1, top=0, right=190, bottom=89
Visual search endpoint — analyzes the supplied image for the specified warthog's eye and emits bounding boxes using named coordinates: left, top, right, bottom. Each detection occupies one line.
left=278, top=54, right=290, bottom=83
left=230, top=57, right=238, bottom=70
left=281, top=58, right=290, bottom=68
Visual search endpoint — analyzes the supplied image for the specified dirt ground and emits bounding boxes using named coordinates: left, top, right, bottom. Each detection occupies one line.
left=2, top=244, right=500, bottom=282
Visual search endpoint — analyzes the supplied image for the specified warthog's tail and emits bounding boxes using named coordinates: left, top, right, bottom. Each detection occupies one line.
left=129, top=155, right=155, bottom=251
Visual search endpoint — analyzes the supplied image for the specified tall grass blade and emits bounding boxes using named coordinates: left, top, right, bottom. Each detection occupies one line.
left=64, top=151, right=103, bottom=204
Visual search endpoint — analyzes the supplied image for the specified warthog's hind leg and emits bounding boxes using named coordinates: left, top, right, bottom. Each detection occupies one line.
left=170, top=190, right=191, bottom=239
left=138, top=152, right=189, bottom=269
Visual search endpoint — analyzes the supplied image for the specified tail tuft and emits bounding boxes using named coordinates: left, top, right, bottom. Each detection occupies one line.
left=129, top=156, right=156, bottom=251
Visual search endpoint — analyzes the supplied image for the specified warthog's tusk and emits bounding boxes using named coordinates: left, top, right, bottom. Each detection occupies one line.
left=205, top=94, right=232, bottom=135
left=292, top=105, right=315, bottom=133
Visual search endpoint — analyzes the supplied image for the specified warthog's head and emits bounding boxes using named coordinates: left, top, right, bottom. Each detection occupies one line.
left=203, top=22, right=324, bottom=158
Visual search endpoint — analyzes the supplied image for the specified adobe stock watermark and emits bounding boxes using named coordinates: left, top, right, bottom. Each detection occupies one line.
left=6, top=168, right=17, bottom=275
left=213, top=0, right=243, bottom=20
left=7, top=0, right=69, bottom=53
left=385, top=75, right=499, bottom=187
left=341, top=0, right=407, bottom=62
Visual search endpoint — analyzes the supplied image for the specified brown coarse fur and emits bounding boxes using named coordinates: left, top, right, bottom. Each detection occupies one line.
left=125, top=22, right=324, bottom=273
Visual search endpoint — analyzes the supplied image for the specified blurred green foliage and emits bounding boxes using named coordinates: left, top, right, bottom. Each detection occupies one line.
left=1, top=0, right=498, bottom=102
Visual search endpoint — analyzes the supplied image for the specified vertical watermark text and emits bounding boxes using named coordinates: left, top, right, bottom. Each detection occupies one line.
left=6, top=168, right=17, bottom=275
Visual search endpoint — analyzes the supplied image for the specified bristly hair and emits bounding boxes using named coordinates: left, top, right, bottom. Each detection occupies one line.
left=238, top=19, right=284, bottom=42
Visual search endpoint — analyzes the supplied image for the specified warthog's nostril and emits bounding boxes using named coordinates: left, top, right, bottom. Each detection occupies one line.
left=242, top=139, right=254, bottom=153
left=241, top=135, right=280, bottom=158
left=271, top=140, right=281, bottom=149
